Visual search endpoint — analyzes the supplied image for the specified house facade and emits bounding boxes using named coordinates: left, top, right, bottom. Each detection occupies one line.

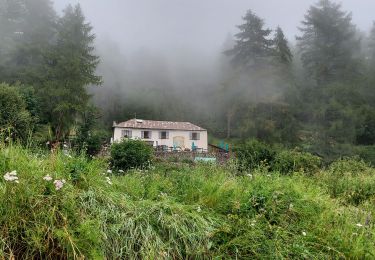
left=112, top=119, right=208, bottom=151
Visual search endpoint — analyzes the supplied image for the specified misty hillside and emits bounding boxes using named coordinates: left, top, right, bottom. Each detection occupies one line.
left=5, top=0, right=375, bottom=161
left=3, top=0, right=375, bottom=259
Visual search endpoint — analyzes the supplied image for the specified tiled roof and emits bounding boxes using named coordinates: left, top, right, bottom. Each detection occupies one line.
left=113, top=119, right=206, bottom=131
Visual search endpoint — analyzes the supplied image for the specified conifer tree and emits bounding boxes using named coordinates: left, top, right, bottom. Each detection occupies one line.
left=297, top=0, right=360, bottom=84
left=273, top=26, right=292, bottom=65
left=40, top=4, right=101, bottom=141
left=225, top=10, right=273, bottom=69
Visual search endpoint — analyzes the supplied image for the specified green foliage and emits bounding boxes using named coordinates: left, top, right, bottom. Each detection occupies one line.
left=234, top=140, right=322, bottom=175
left=355, top=108, right=375, bottom=145
left=110, top=139, right=153, bottom=171
left=241, top=102, right=299, bottom=144
left=0, top=1, right=101, bottom=144
left=356, top=145, right=375, bottom=166
left=297, top=0, right=361, bottom=83
left=2, top=145, right=375, bottom=258
left=0, top=83, right=33, bottom=141
left=83, top=130, right=108, bottom=156
left=272, top=150, right=322, bottom=175
left=317, top=158, right=375, bottom=205
left=273, top=26, right=292, bottom=65
left=225, top=9, right=273, bottom=68
left=39, top=4, right=101, bottom=141
left=234, top=139, right=275, bottom=171
left=74, top=105, right=108, bottom=156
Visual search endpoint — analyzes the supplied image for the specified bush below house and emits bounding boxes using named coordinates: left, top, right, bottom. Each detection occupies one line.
left=110, top=139, right=153, bottom=171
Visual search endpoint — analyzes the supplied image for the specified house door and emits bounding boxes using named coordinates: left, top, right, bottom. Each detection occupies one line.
left=173, top=136, right=185, bottom=149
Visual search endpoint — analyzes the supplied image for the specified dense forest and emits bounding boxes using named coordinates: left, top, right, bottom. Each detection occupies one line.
left=1, top=0, right=375, bottom=162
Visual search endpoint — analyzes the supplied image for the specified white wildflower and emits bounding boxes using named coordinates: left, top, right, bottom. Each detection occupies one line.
left=8, top=170, right=17, bottom=176
left=302, top=231, right=307, bottom=236
left=197, top=206, right=202, bottom=212
left=119, top=169, right=124, bottom=173
left=289, top=203, right=294, bottom=210
left=106, top=177, right=113, bottom=185
left=107, top=169, right=112, bottom=174
left=246, top=174, right=253, bottom=179
left=43, top=174, right=53, bottom=181
left=53, top=179, right=66, bottom=190
left=356, top=223, right=363, bottom=227
left=4, top=170, right=19, bottom=182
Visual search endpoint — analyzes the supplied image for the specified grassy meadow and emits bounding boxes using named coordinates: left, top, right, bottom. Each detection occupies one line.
left=1, top=144, right=375, bottom=259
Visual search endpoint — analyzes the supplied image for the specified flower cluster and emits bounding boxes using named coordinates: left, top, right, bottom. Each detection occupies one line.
left=3, top=170, right=19, bottom=183
left=53, top=179, right=66, bottom=190
left=43, top=174, right=53, bottom=181
left=106, top=177, right=113, bottom=185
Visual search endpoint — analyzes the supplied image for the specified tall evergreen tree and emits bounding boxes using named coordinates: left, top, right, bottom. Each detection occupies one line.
left=225, top=10, right=273, bottom=68
left=40, top=4, right=101, bottom=141
left=297, top=0, right=361, bottom=84
left=273, top=26, right=292, bottom=65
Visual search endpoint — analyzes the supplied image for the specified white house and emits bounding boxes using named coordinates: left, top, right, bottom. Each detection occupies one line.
left=112, top=119, right=208, bottom=151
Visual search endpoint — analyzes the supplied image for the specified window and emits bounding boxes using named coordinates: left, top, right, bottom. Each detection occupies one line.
left=159, top=131, right=169, bottom=139
left=141, top=131, right=152, bottom=139
left=121, top=130, right=132, bottom=138
left=190, top=132, right=200, bottom=140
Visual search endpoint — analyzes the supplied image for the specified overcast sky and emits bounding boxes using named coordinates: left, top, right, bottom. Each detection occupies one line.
left=53, top=0, right=375, bottom=56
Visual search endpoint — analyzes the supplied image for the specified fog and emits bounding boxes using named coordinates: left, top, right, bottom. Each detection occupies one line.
left=54, top=0, right=375, bottom=54
left=51, top=0, right=375, bottom=134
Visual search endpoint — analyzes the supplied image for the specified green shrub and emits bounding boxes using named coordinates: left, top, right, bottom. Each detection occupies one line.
left=328, top=157, right=369, bottom=176
left=356, top=145, right=375, bottom=166
left=110, top=139, right=153, bottom=171
left=0, top=83, right=33, bottom=142
left=318, top=158, right=375, bottom=205
left=272, top=150, right=322, bottom=175
left=234, top=139, right=275, bottom=171
left=76, top=130, right=109, bottom=156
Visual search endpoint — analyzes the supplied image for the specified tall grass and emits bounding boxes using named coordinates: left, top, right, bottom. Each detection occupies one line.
left=0, top=144, right=374, bottom=259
